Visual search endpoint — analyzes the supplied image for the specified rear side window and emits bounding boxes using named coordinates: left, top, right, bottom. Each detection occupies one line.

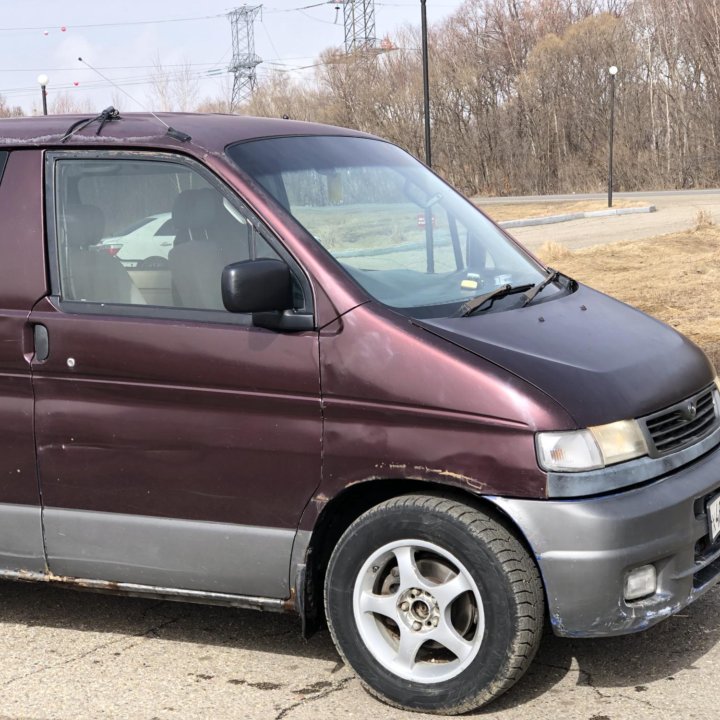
left=0, top=152, right=8, bottom=184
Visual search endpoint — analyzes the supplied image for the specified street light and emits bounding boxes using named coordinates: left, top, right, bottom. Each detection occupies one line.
left=607, top=65, right=618, bottom=208
left=37, top=74, right=49, bottom=116
left=420, top=0, right=431, bottom=168
left=419, top=0, right=434, bottom=273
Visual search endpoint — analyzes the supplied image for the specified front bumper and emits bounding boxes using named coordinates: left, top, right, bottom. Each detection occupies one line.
left=488, top=443, right=720, bottom=637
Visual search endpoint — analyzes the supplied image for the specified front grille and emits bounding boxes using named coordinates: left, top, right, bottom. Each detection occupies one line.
left=642, top=387, right=718, bottom=457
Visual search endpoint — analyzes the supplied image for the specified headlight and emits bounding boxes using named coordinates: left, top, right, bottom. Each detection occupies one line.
left=536, top=419, right=648, bottom=472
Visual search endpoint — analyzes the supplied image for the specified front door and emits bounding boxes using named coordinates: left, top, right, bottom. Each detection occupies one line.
left=30, top=150, right=321, bottom=598
left=0, top=150, right=47, bottom=573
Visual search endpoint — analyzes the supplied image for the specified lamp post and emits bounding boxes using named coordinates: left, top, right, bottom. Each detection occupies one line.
left=607, top=65, right=618, bottom=208
left=37, top=74, right=49, bottom=116
left=420, top=0, right=431, bottom=168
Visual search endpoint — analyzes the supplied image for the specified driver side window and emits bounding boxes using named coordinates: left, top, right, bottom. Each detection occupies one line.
left=53, top=157, right=281, bottom=311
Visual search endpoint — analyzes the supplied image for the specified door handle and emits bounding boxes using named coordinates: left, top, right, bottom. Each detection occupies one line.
left=33, top=324, right=49, bottom=362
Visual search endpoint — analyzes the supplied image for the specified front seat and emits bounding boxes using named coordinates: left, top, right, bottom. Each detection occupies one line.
left=168, top=189, right=227, bottom=310
left=61, top=204, right=145, bottom=305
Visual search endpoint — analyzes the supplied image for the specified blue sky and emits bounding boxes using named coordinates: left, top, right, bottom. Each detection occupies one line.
left=0, top=0, right=464, bottom=113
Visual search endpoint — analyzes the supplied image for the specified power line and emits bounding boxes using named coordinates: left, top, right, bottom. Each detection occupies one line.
left=0, top=63, right=225, bottom=73
left=0, top=2, right=457, bottom=33
left=297, top=9, right=340, bottom=25
left=1, top=67, right=230, bottom=99
left=260, top=18, right=283, bottom=62
left=0, top=56, right=314, bottom=73
left=263, top=2, right=329, bottom=12
left=0, top=13, right=225, bottom=33
left=0, top=1, right=451, bottom=109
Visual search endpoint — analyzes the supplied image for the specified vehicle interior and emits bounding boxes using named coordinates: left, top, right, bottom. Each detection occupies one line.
left=53, top=158, right=279, bottom=311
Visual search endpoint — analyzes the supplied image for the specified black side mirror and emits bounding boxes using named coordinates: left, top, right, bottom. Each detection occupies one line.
left=222, top=259, right=292, bottom=313
left=221, top=259, right=313, bottom=332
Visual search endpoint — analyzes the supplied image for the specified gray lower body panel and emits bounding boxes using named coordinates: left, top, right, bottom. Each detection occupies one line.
left=43, top=508, right=296, bottom=598
left=489, top=444, right=720, bottom=638
left=0, top=504, right=46, bottom=572
left=0, top=569, right=288, bottom=612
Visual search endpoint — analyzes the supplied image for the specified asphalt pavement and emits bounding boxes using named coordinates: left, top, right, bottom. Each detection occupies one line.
left=482, top=189, right=720, bottom=251
left=0, top=578, right=717, bottom=719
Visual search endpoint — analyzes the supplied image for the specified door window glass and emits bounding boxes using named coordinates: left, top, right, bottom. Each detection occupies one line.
left=53, top=158, right=280, bottom=311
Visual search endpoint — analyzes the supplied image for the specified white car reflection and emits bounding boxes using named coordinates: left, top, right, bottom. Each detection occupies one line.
left=96, top=213, right=174, bottom=268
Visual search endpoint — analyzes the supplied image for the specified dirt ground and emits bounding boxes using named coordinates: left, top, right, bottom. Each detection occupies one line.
left=477, top=199, right=645, bottom=222
left=535, top=216, right=720, bottom=368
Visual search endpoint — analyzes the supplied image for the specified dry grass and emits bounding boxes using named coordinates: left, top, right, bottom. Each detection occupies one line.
left=695, top=208, right=715, bottom=230
left=477, top=199, right=646, bottom=222
left=536, top=240, right=574, bottom=263
left=535, top=225, right=720, bottom=368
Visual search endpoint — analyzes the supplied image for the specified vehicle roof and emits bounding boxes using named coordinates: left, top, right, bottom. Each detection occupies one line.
left=0, top=112, right=370, bottom=153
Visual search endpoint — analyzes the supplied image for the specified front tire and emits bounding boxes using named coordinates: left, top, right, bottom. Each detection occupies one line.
left=324, top=494, right=544, bottom=715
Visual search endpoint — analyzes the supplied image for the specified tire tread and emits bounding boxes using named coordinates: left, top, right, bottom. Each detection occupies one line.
left=324, top=493, right=545, bottom=715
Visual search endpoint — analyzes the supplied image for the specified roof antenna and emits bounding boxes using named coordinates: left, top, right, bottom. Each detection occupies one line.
left=77, top=57, right=191, bottom=143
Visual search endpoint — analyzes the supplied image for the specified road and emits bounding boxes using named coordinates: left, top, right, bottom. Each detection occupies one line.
left=0, top=578, right=718, bottom=719
left=480, top=189, right=720, bottom=251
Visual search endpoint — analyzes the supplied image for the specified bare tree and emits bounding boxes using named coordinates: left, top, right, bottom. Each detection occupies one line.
left=186, top=0, right=720, bottom=195
left=0, top=95, right=23, bottom=118
left=50, top=92, right=94, bottom=115
left=148, top=54, right=174, bottom=111
left=147, top=54, right=200, bottom=112
left=173, top=62, right=200, bottom=111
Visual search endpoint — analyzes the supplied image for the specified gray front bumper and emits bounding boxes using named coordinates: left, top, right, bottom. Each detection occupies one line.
left=488, top=445, right=720, bottom=638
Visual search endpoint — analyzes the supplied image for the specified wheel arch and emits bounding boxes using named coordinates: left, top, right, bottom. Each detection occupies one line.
left=296, top=478, right=539, bottom=637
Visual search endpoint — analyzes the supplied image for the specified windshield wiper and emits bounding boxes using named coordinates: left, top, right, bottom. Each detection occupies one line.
left=519, top=269, right=560, bottom=308
left=61, top=106, right=120, bottom=143
left=453, top=283, right=533, bottom=318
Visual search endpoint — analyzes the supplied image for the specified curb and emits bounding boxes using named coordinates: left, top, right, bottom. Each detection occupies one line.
left=498, top=205, right=656, bottom=229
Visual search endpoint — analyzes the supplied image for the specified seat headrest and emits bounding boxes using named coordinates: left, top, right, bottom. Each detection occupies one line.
left=62, top=204, right=106, bottom=249
left=172, top=189, right=222, bottom=231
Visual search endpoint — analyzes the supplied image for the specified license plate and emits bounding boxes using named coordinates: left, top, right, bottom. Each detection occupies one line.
left=708, top=494, right=720, bottom=544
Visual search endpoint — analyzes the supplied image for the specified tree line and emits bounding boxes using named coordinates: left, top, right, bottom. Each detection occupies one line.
left=243, top=0, right=720, bottom=196
left=4, top=0, right=720, bottom=196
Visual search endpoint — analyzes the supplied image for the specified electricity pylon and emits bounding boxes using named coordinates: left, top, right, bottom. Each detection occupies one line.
left=228, top=6, right=262, bottom=111
left=342, top=0, right=377, bottom=53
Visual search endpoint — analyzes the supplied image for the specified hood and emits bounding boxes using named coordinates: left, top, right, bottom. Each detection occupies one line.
left=419, top=284, right=714, bottom=428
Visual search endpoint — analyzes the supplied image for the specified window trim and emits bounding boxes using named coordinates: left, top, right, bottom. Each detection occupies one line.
left=44, top=149, right=315, bottom=326
left=0, top=151, right=8, bottom=184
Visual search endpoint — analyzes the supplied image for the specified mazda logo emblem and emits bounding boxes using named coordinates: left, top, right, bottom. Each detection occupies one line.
left=681, top=402, right=698, bottom=422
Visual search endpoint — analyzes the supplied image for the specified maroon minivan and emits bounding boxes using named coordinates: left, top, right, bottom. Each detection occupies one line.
left=0, top=110, right=719, bottom=714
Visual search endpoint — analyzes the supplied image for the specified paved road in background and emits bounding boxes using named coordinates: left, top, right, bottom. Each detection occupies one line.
left=0, top=579, right=718, bottom=719
left=478, top=189, right=720, bottom=251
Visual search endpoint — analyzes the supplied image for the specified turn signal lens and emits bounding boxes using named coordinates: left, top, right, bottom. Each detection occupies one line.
left=536, top=430, right=603, bottom=472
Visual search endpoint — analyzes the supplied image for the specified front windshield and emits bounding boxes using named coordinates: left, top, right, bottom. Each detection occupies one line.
left=227, top=136, right=547, bottom=317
